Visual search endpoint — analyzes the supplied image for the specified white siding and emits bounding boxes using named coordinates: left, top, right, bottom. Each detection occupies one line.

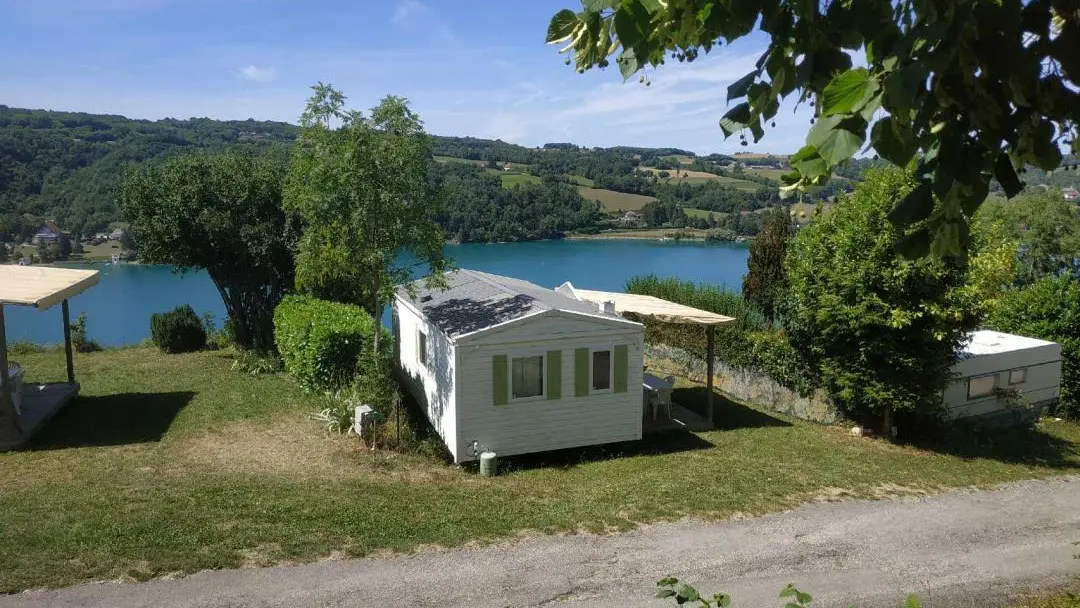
left=944, top=345, right=1063, bottom=420
left=454, top=313, right=644, bottom=463
left=393, top=298, right=458, bottom=457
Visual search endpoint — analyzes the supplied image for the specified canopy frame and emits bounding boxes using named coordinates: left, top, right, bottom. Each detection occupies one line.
left=557, top=284, right=736, bottom=426
left=1, top=265, right=99, bottom=450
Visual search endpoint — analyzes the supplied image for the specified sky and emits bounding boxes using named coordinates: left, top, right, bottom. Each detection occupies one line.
left=0, top=0, right=816, bottom=154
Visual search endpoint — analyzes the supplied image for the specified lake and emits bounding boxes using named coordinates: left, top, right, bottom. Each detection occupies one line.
left=4, top=239, right=749, bottom=347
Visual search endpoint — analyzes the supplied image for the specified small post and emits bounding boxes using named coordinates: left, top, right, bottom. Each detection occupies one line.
left=62, top=299, right=75, bottom=384
left=0, top=304, right=21, bottom=435
left=706, top=324, right=715, bottom=427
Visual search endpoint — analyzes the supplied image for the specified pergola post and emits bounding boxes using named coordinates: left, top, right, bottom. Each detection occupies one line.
left=706, top=325, right=715, bottom=427
left=62, top=299, right=75, bottom=384
left=0, top=304, right=20, bottom=435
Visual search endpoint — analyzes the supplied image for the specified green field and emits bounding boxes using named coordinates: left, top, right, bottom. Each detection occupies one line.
left=484, top=169, right=542, bottom=188
left=745, top=167, right=787, bottom=181
left=1, top=347, right=1076, bottom=592
left=567, top=175, right=594, bottom=187
left=684, top=208, right=724, bottom=220
left=577, top=187, right=657, bottom=211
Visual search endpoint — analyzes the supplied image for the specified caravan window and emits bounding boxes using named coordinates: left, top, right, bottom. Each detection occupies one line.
left=511, top=355, right=544, bottom=399
left=1009, top=368, right=1027, bottom=385
left=967, top=375, right=996, bottom=400
left=417, top=330, right=428, bottom=368
left=591, top=349, right=612, bottom=391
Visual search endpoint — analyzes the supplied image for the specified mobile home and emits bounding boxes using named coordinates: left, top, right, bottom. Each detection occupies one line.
left=945, top=330, right=1062, bottom=425
left=392, top=269, right=645, bottom=463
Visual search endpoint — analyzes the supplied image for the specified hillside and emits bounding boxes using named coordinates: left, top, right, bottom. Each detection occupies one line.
left=5, top=105, right=1073, bottom=248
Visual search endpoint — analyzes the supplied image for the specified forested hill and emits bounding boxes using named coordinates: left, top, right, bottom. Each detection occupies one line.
left=0, top=106, right=298, bottom=240
left=6, top=105, right=1076, bottom=248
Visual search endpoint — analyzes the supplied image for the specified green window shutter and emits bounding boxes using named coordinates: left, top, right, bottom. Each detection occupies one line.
left=547, top=350, right=562, bottom=400
left=492, top=355, right=508, bottom=406
left=614, top=344, right=628, bottom=393
left=574, top=348, right=589, bottom=397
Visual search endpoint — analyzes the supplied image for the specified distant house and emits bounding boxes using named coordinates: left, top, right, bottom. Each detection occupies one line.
left=502, top=162, right=513, bottom=171
left=108, top=228, right=125, bottom=241
left=1064, top=187, right=1079, bottom=202
left=31, top=225, right=60, bottom=246
left=392, top=269, right=645, bottom=463
left=17, top=257, right=31, bottom=266
left=620, top=211, right=642, bottom=227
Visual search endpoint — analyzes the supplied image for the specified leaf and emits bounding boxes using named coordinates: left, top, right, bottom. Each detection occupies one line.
left=888, top=182, right=934, bottom=226
left=807, top=115, right=866, bottom=166
left=871, top=116, right=916, bottom=167
left=657, top=577, right=679, bottom=586
left=618, top=47, right=640, bottom=80
left=993, top=153, right=1024, bottom=197
left=904, top=593, right=923, bottom=608
left=719, top=103, right=751, bottom=137
left=795, top=591, right=812, bottom=604
left=821, top=68, right=870, bottom=116
left=581, top=0, right=616, bottom=10
left=896, top=226, right=932, bottom=259
left=546, top=9, right=580, bottom=44
left=655, top=589, right=677, bottom=599
left=712, top=593, right=732, bottom=608
left=789, top=145, right=828, bottom=178
left=638, top=0, right=664, bottom=11
left=613, top=5, right=643, bottom=49
left=779, top=584, right=797, bottom=598
left=675, top=583, right=700, bottom=602
left=727, top=70, right=760, bottom=102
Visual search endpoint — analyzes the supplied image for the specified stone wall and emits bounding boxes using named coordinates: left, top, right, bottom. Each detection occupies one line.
left=644, top=343, right=841, bottom=424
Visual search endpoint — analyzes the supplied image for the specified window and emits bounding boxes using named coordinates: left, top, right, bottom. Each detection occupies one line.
left=511, top=355, right=544, bottom=399
left=592, top=349, right=612, bottom=391
left=1009, top=368, right=1027, bottom=385
left=967, top=375, right=996, bottom=400
left=417, top=330, right=428, bottom=368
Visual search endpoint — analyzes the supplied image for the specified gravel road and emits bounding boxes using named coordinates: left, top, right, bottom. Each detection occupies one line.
left=4, top=477, right=1078, bottom=608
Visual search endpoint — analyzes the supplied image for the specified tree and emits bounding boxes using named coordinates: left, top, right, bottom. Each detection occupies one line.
left=57, top=233, right=71, bottom=260
left=974, top=189, right=1080, bottom=284
left=285, top=83, right=449, bottom=354
left=989, top=275, right=1080, bottom=418
left=548, top=0, right=1079, bottom=257
left=783, top=167, right=979, bottom=433
left=118, top=152, right=298, bottom=353
left=742, top=208, right=789, bottom=321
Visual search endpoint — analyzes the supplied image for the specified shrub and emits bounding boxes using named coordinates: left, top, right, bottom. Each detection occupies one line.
left=989, top=276, right=1080, bottom=418
left=150, top=305, right=207, bottom=353
left=784, top=167, right=978, bottom=429
left=274, top=295, right=383, bottom=392
left=69, top=312, right=102, bottom=353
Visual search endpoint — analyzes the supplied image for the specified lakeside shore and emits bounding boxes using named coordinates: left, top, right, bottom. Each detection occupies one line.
left=567, top=228, right=751, bottom=242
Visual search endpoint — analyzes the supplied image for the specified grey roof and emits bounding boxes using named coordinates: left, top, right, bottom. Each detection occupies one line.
left=397, top=269, right=627, bottom=339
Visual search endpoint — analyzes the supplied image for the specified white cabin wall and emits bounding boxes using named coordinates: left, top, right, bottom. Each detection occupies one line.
left=944, top=347, right=1063, bottom=420
left=393, top=298, right=458, bottom=456
left=454, top=316, right=644, bottom=463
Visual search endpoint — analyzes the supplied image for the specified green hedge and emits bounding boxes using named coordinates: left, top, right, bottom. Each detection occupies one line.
left=989, top=276, right=1080, bottom=418
left=273, top=295, right=381, bottom=392
left=150, top=305, right=207, bottom=353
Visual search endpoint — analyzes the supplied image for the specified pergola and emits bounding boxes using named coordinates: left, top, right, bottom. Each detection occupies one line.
left=556, top=283, right=735, bottom=425
left=0, top=265, right=100, bottom=450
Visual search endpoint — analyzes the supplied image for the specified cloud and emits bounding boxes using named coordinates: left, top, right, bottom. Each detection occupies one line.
left=237, top=65, right=276, bottom=83
left=391, top=0, right=455, bottom=44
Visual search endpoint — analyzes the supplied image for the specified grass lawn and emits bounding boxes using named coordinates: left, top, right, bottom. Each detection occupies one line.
left=745, top=167, right=787, bottom=181
left=567, top=175, right=594, bottom=187
left=684, top=208, right=726, bottom=220
left=577, top=187, right=656, bottom=211
left=1, top=347, right=1078, bottom=592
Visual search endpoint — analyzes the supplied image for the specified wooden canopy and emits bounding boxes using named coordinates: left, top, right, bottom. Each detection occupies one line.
left=0, top=266, right=100, bottom=310
left=556, top=283, right=735, bottom=427
left=567, top=288, right=735, bottom=327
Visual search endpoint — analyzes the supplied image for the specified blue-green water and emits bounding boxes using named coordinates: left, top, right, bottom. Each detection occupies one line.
left=5, top=240, right=749, bottom=347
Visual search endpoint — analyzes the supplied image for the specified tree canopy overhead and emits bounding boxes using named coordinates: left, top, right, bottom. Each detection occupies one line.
left=548, top=0, right=1080, bottom=257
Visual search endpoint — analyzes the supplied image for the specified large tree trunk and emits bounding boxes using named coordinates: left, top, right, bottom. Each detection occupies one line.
left=882, top=405, right=894, bottom=440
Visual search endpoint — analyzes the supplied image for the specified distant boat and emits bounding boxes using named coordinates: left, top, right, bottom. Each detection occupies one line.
left=111, top=254, right=121, bottom=264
